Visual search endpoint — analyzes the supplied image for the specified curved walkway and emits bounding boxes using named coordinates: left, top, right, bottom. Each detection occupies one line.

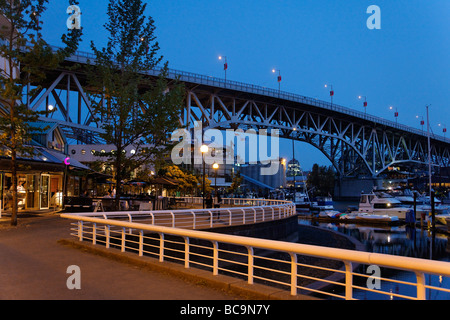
left=0, top=214, right=243, bottom=300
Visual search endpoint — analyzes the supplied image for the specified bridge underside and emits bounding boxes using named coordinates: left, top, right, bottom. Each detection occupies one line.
left=25, top=68, right=450, bottom=178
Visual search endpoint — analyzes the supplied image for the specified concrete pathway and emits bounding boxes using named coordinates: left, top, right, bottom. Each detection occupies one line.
left=0, top=213, right=240, bottom=300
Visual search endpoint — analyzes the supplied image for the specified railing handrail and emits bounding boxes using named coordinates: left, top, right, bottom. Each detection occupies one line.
left=67, top=198, right=295, bottom=229
left=61, top=212, right=450, bottom=300
left=61, top=213, right=450, bottom=276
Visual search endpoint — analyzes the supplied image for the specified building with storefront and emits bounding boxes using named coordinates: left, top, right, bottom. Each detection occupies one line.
left=0, top=122, right=90, bottom=212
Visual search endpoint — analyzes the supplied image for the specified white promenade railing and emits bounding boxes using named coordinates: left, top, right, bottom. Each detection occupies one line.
left=60, top=201, right=450, bottom=300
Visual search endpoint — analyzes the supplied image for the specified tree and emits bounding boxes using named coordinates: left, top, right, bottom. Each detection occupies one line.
left=307, top=163, right=336, bottom=197
left=86, top=0, right=184, bottom=210
left=0, top=0, right=82, bottom=225
left=161, top=165, right=198, bottom=195
left=227, top=171, right=243, bottom=194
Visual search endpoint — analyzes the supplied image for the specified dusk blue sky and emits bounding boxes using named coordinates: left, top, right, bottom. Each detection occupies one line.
left=41, top=0, right=450, bottom=170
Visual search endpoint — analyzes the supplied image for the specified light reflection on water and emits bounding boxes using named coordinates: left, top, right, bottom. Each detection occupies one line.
left=298, top=202, right=450, bottom=300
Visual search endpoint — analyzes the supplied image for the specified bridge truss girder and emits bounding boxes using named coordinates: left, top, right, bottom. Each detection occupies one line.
left=182, top=89, right=450, bottom=177
left=27, top=71, right=104, bottom=144
left=27, top=69, right=450, bottom=178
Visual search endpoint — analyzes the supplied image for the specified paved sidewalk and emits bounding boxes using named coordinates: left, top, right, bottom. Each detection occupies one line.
left=0, top=214, right=241, bottom=300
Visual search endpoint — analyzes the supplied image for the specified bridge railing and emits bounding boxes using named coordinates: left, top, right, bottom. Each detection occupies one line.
left=60, top=211, right=450, bottom=300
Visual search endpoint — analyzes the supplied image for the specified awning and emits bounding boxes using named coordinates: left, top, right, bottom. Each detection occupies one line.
left=148, top=176, right=179, bottom=186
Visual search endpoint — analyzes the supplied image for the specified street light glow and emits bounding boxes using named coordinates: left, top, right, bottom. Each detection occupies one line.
left=200, top=144, right=208, bottom=153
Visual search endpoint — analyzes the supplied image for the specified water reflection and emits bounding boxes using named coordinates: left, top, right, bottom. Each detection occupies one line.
left=303, top=220, right=450, bottom=261
left=298, top=217, right=450, bottom=300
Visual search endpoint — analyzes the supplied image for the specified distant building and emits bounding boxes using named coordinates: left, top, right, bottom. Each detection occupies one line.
left=239, top=159, right=286, bottom=193
left=285, top=159, right=307, bottom=189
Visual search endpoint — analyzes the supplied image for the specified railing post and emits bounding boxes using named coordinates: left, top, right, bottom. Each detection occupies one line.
left=290, top=253, right=297, bottom=296
left=105, top=225, right=110, bottom=248
left=139, top=230, right=144, bottom=257
left=344, top=261, right=353, bottom=300
left=208, top=211, right=213, bottom=228
left=416, top=272, right=426, bottom=300
left=121, top=227, right=126, bottom=252
left=247, top=246, right=254, bottom=284
left=191, top=211, right=196, bottom=229
left=78, top=221, right=83, bottom=241
left=170, top=212, right=175, bottom=228
left=184, top=237, right=190, bottom=269
left=159, top=233, right=164, bottom=262
left=212, top=241, right=219, bottom=276
left=92, top=223, right=96, bottom=245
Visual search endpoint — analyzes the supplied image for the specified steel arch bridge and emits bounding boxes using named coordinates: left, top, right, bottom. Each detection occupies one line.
left=24, top=48, right=450, bottom=178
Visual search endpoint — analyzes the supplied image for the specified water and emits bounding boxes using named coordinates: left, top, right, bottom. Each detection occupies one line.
left=298, top=201, right=450, bottom=300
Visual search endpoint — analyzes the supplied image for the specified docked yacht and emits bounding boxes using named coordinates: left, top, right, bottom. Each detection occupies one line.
left=355, top=191, right=411, bottom=219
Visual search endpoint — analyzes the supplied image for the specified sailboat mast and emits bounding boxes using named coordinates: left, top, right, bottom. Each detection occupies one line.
left=427, top=105, right=432, bottom=197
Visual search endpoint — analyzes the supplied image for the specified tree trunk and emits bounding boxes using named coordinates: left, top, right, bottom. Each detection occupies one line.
left=11, top=147, right=18, bottom=226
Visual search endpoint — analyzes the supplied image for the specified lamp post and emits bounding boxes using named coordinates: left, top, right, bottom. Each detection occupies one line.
left=439, top=123, right=447, bottom=140
left=219, top=56, right=227, bottom=82
left=390, top=106, right=398, bottom=123
left=417, top=115, right=425, bottom=133
left=358, top=96, right=367, bottom=114
left=292, top=127, right=297, bottom=204
left=325, top=84, right=334, bottom=106
left=200, top=144, right=208, bottom=209
left=272, top=69, right=281, bottom=93
left=213, top=163, right=219, bottom=193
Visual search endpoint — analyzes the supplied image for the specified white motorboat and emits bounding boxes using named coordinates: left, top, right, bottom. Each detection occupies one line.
left=355, top=191, right=411, bottom=219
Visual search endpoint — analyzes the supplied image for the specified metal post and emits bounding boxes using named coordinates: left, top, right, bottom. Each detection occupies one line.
left=203, top=153, right=206, bottom=209
left=416, top=272, right=426, bottom=300
left=121, top=227, right=126, bottom=252
left=344, top=261, right=353, bottom=300
left=159, top=233, right=164, bottom=262
left=78, top=221, right=83, bottom=241
left=92, top=223, right=96, bottom=245
left=247, top=246, right=254, bottom=284
left=212, top=241, right=219, bottom=276
left=139, top=230, right=143, bottom=257
left=184, top=237, right=190, bottom=269
left=290, top=253, right=297, bottom=296
left=105, top=225, right=110, bottom=249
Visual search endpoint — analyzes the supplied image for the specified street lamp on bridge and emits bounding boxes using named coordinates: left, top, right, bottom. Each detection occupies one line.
left=272, top=69, right=281, bottom=93
left=416, top=115, right=425, bottom=133
left=324, top=84, right=334, bottom=106
left=439, top=123, right=447, bottom=140
left=390, top=106, right=398, bottom=124
left=358, top=95, right=367, bottom=114
left=218, top=56, right=228, bottom=82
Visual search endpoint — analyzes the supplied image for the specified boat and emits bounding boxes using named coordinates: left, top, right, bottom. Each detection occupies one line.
left=310, top=196, right=334, bottom=212
left=354, top=212, right=400, bottom=224
left=293, top=192, right=316, bottom=211
left=381, top=187, right=449, bottom=217
left=436, top=214, right=450, bottom=225
left=354, top=191, right=411, bottom=219
left=313, top=209, right=400, bottom=225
